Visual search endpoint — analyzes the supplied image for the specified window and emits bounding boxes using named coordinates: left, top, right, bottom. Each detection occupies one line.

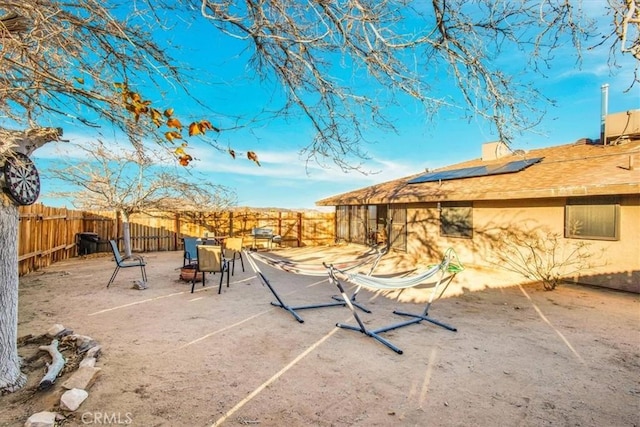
left=565, top=196, right=620, bottom=240
left=337, top=204, right=400, bottom=248
left=440, top=202, right=473, bottom=238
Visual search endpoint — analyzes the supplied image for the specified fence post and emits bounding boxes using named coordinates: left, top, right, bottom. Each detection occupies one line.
left=18, top=206, right=336, bottom=275
left=277, top=212, right=282, bottom=237
left=115, top=210, right=121, bottom=242
left=174, top=213, right=180, bottom=250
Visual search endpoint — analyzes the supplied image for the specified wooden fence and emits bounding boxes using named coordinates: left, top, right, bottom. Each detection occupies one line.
left=17, top=204, right=335, bottom=276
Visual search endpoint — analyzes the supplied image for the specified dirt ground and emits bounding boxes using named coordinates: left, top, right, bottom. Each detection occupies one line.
left=1, top=244, right=639, bottom=427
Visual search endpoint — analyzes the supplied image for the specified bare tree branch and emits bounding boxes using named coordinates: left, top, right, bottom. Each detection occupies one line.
left=0, top=1, right=185, bottom=154
left=192, top=0, right=598, bottom=167
left=45, top=141, right=237, bottom=214
left=1, top=1, right=636, bottom=171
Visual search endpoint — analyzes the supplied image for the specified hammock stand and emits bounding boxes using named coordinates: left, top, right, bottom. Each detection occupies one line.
left=327, top=248, right=464, bottom=354
left=245, top=247, right=385, bottom=323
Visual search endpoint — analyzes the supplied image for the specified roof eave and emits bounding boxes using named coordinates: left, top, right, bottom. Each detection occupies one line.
left=316, top=183, right=640, bottom=206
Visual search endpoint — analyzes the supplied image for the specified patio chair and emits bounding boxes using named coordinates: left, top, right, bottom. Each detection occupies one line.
left=107, top=240, right=147, bottom=288
left=224, top=237, right=245, bottom=276
left=191, top=245, right=229, bottom=294
left=183, top=237, right=198, bottom=266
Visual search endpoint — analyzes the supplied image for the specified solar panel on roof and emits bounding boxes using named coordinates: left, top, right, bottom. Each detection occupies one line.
left=408, top=157, right=543, bottom=184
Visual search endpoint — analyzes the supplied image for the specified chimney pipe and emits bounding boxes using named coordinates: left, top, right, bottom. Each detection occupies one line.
left=601, top=84, right=609, bottom=145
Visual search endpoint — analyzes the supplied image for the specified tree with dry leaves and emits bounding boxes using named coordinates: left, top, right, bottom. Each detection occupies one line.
left=189, top=0, right=638, bottom=170
left=607, top=0, right=640, bottom=62
left=45, top=141, right=238, bottom=258
left=0, top=0, right=199, bottom=393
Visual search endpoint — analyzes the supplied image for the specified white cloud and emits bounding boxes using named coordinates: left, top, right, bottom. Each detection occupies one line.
left=190, top=144, right=424, bottom=187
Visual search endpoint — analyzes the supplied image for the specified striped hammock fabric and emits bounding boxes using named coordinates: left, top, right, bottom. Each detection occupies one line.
left=250, top=247, right=386, bottom=277
left=336, top=248, right=464, bottom=291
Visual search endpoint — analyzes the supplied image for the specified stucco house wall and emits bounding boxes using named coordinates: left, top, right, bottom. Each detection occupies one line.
left=402, top=196, right=639, bottom=293
left=318, top=112, right=640, bottom=293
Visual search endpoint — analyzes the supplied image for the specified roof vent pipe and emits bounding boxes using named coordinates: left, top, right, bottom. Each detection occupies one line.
left=601, top=84, right=609, bottom=145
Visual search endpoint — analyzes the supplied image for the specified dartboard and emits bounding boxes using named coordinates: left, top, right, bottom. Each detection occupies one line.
left=3, top=152, right=40, bottom=205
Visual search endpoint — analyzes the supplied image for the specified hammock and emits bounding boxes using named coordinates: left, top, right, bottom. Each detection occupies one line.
left=342, top=263, right=442, bottom=290
left=327, top=248, right=464, bottom=355
left=250, top=247, right=383, bottom=277
left=245, top=246, right=386, bottom=323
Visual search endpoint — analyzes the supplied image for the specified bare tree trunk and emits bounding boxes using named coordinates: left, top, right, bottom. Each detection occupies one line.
left=122, top=211, right=132, bottom=257
left=0, top=197, right=26, bottom=392
left=0, top=127, right=60, bottom=393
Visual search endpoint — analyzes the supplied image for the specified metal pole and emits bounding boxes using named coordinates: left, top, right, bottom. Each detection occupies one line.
left=601, top=83, right=609, bottom=144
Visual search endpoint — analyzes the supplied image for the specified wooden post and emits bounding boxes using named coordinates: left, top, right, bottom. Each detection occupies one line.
left=174, top=213, right=180, bottom=251
left=115, top=210, right=121, bottom=243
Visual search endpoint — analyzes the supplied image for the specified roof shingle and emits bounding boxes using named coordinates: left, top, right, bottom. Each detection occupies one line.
left=316, top=140, right=640, bottom=206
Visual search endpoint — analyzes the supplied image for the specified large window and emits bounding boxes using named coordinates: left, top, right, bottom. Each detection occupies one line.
left=335, top=204, right=401, bottom=249
left=565, top=196, right=620, bottom=240
left=440, top=202, right=473, bottom=238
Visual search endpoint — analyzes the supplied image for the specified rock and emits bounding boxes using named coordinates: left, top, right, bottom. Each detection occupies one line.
left=61, top=366, right=101, bottom=391
left=55, top=328, right=74, bottom=338
left=69, top=334, right=93, bottom=346
left=60, top=388, right=89, bottom=411
left=79, top=357, right=96, bottom=368
left=132, top=279, right=148, bottom=290
left=68, top=334, right=98, bottom=354
left=46, top=324, right=65, bottom=338
left=85, top=345, right=102, bottom=359
left=24, top=411, right=57, bottom=427
left=77, top=339, right=99, bottom=354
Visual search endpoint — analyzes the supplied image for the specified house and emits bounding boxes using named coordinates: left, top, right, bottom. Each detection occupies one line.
left=316, top=110, right=640, bottom=293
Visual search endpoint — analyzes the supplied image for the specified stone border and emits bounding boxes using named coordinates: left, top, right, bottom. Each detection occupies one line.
left=23, top=324, right=102, bottom=427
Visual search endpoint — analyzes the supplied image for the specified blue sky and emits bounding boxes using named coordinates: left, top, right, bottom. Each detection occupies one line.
left=34, top=3, right=639, bottom=211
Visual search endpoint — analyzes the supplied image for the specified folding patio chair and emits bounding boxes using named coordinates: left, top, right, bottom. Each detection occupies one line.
left=183, top=237, right=199, bottom=266
left=191, top=245, right=230, bottom=294
left=224, top=237, right=245, bottom=276
left=107, top=240, right=147, bottom=288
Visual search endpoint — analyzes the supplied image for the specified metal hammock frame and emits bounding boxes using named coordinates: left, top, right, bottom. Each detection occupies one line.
left=245, top=246, right=386, bottom=323
left=326, top=248, right=464, bottom=354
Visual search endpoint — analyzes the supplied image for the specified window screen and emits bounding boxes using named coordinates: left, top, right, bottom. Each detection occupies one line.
left=440, top=202, right=473, bottom=238
left=565, top=197, right=619, bottom=240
